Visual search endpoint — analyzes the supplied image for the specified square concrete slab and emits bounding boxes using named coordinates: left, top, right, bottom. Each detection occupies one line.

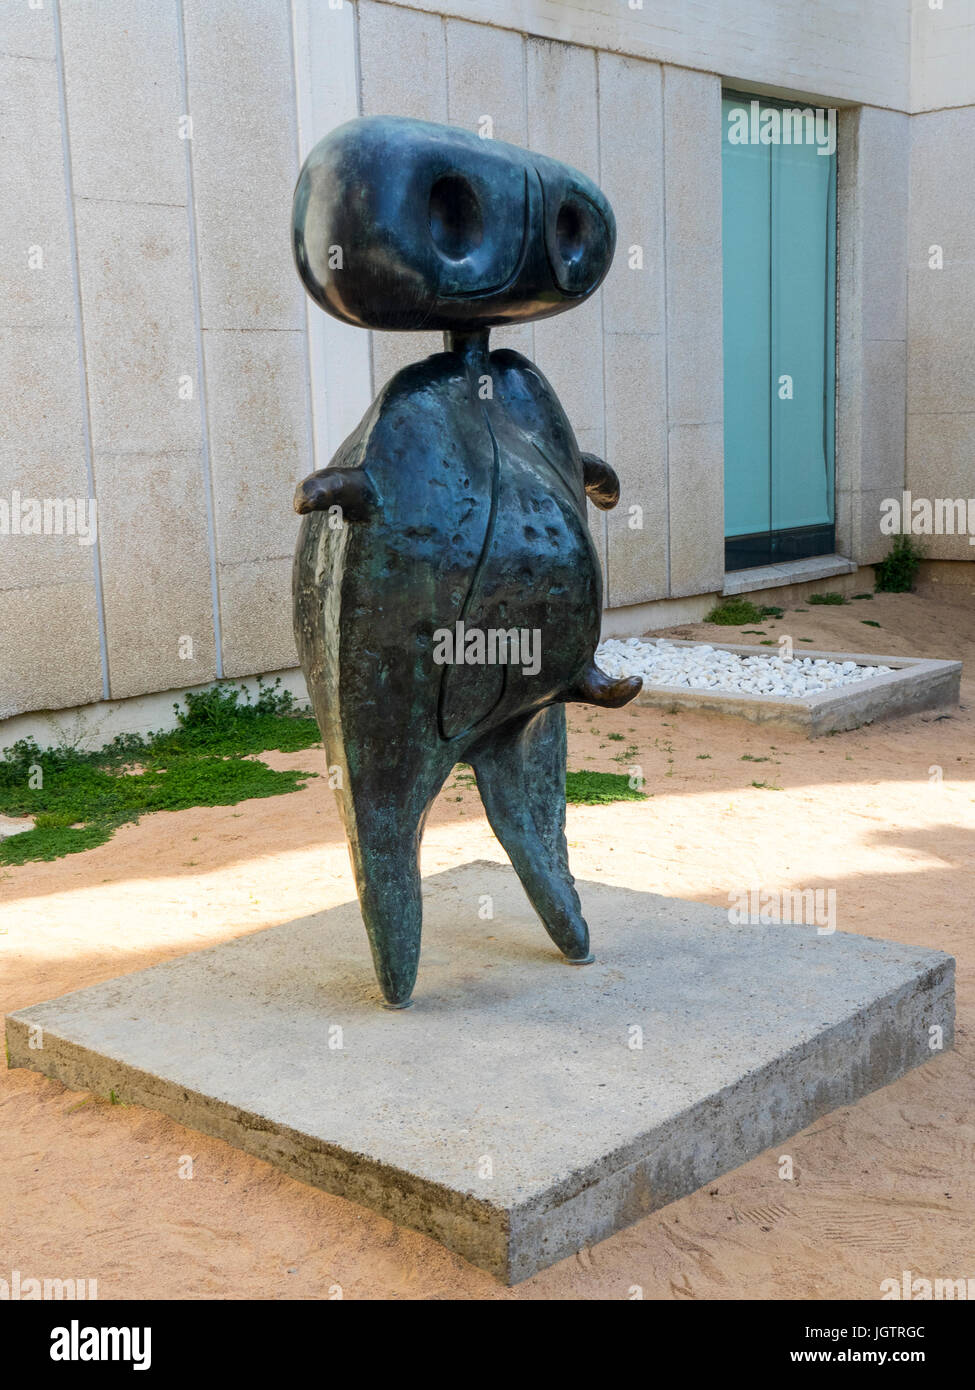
left=631, top=641, right=961, bottom=736
left=6, top=863, right=954, bottom=1283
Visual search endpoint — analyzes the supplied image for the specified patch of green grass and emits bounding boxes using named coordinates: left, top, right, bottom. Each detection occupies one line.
left=704, top=599, right=763, bottom=626
left=611, top=743, right=641, bottom=766
left=861, top=619, right=882, bottom=627
left=705, top=600, right=784, bottom=626
left=152, top=679, right=321, bottom=756
left=696, top=753, right=712, bottom=760
left=741, top=754, right=771, bottom=762
left=0, top=680, right=320, bottom=867
left=565, top=771, right=647, bottom=805
left=750, top=781, right=783, bottom=790
left=4, top=822, right=114, bottom=863
left=808, top=592, right=847, bottom=605
left=606, top=732, right=624, bottom=741
left=741, top=629, right=766, bottom=635
left=850, top=592, right=874, bottom=601
left=874, top=533, right=923, bottom=593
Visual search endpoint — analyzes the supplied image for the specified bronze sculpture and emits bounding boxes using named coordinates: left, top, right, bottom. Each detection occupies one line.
left=291, top=117, right=641, bottom=1008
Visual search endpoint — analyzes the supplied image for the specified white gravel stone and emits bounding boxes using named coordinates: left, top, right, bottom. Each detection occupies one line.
left=596, top=639, right=892, bottom=700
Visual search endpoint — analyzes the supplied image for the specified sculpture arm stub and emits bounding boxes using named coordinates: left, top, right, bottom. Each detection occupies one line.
left=580, top=453, right=621, bottom=511
left=294, top=467, right=378, bottom=521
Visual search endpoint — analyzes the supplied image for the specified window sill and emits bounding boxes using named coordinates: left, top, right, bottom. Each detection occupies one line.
left=722, top=554, right=857, bottom=597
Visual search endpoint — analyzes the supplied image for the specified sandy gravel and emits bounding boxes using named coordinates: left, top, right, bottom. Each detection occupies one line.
left=2, top=586, right=973, bottom=1300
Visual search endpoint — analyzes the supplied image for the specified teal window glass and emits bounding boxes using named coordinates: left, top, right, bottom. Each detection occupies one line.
left=721, top=93, right=837, bottom=570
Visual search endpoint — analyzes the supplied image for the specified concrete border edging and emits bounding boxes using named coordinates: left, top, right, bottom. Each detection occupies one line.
left=629, top=640, right=962, bottom=736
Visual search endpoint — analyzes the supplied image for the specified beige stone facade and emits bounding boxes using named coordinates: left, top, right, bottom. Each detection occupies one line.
left=1, top=0, right=972, bottom=731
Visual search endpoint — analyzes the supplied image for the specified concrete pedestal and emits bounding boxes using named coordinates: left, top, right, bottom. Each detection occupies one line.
left=6, top=863, right=954, bottom=1283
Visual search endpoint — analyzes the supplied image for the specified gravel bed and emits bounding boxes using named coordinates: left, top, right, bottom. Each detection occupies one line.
left=596, top=638, right=893, bottom=697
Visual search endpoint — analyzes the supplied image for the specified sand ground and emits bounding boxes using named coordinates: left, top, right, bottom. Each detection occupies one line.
left=1, top=586, right=973, bottom=1300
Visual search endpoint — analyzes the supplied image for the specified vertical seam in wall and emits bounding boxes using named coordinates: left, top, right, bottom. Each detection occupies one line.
left=352, top=0, right=364, bottom=117
left=660, top=64, right=672, bottom=596
left=355, top=2, right=376, bottom=395
left=594, top=49, right=609, bottom=606
left=53, top=0, right=111, bottom=701
left=835, top=111, right=845, bottom=549
left=441, top=13, right=449, bottom=120
left=768, top=117, right=774, bottom=542
left=902, top=112, right=912, bottom=498
left=835, top=106, right=860, bottom=560
left=175, top=0, right=224, bottom=678
left=521, top=33, right=534, bottom=363
left=289, top=0, right=321, bottom=475
left=852, top=107, right=865, bottom=553
left=354, top=3, right=375, bottom=399
left=834, top=112, right=842, bottom=539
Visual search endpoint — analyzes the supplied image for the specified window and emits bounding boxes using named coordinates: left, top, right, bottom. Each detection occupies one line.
left=721, top=91, right=837, bottom=570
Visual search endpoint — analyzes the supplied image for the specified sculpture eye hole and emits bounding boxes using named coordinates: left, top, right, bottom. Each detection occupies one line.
left=556, top=198, right=590, bottom=265
left=429, top=174, right=483, bottom=260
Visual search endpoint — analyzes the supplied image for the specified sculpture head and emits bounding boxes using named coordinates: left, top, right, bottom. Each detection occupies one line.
left=292, top=116, right=615, bottom=332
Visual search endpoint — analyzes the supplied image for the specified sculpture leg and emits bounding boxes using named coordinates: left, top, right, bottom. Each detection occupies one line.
left=469, top=704, right=593, bottom=963
left=341, top=767, right=449, bottom=1009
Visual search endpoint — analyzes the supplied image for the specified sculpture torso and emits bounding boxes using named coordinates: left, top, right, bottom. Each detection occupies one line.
left=294, top=345, right=601, bottom=762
